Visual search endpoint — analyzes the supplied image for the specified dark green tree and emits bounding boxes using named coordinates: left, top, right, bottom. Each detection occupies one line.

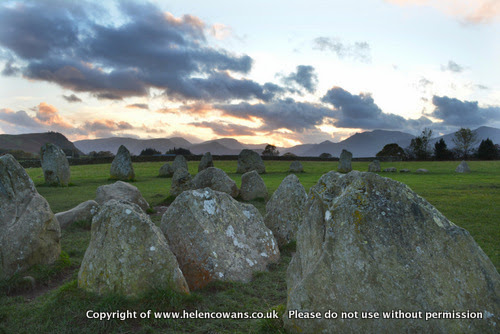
left=376, top=143, right=406, bottom=159
left=477, top=138, right=498, bottom=160
left=409, top=128, right=433, bottom=160
left=452, top=128, right=478, bottom=159
left=262, top=144, right=280, bottom=156
left=166, top=147, right=192, bottom=155
left=319, top=152, right=332, bottom=159
left=433, top=138, right=453, bottom=160
left=140, top=148, right=161, bottom=156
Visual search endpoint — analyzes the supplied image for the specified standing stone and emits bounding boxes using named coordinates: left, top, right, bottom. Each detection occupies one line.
left=400, top=168, right=411, bottom=173
left=198, top=152, right=214, bottom=172
left=284, top=171, right=500, bottom=333
left=0, top=154, right=61, bottom=280
left=191, top=167, right=239, bottom=198
left=161, top=188, right=280, bottom=290
left=337, top=149, right=352, bottom=173
left=416, top=168, right=429, bottom=174
left=78, top=200, right=189, bottom=296
left=110, top=145, right=134, bottom=181
left=264, top=174, right=307, bottom=247
left=236, top=149, right=266, bottom=174
left=158, top=163, right=174, bottom=177
left=383, top=167, right=397, bottom=172
left=40, top=143, right=71, bottom=186
left=240, top=170, right=268, bottom=201
left=55, top=200, right=99, bottom=229
left=288, top=161, right=304, bottom=173
left=172, top=155, right=188, bottom=173
left=96, top=181, right=149, bottom=212
left=170, top=167, right=192, bottom=197
left=456, top=160, right=471, bottom=173
left=368, top=159, right=381, bottom=172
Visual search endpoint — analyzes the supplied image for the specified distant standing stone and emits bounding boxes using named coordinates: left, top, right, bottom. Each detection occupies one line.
left=170, top=167, right=192, bottom=196
left=368, top=159, right=381, bottom=172
left=337, top=149, right=352, bottom=173
left=78, top=200, right=189, bottom=296
left=400, top=169, right=411, bottom=173
left=110, top=145, right=134, bottom=181
left=288, top=161, right=304, bottom=173
left=236, top=149, right=266, bottom=174
left=456, top=160, right=471, bottom=173
left=96, top=181, right=149, bottom=212
left=198, top=152, right=214, bottom=172
left=40, top=143, right=71, bottom=186
left=383, top=167, right=397, bottom=172
left=158, top=163, right=174, bottom=177
left=240, top=170, right=268, bottom=201
left=172, top=155, right=188, bottom=173
left=0, top=154, right=61, bottom=280
left=415, top=168, right=428, bottom=174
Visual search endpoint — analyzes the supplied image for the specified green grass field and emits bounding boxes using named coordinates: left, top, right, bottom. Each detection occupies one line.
left=1, top=160, right=499, bottom=333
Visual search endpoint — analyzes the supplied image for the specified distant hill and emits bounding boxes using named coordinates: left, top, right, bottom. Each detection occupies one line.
left=74, top=137, right=192, bottom=155
left=0, top=132, right=83, bottom=156
left=431, top=126, right=500, bottom=149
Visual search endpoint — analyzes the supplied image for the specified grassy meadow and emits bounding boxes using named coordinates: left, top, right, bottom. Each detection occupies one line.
left=1, top=160, right=499, bottom=333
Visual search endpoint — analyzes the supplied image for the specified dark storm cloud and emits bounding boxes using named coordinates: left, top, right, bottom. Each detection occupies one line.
left=313, top=37, right=371, bottom=62
left=279, top=65, right=318, bottom=94
left=441, top=60, right=464, bottom=73
left=0, top=1, right=276, bottom=102
left=1, top=60, right=20, bottom=76
left=430, top=95, right=500, bottom=127
left=62, top=94, right=82, bottom=103
left=321, top=86, right=423, bottom=130
left=215, top=98, right=332, bottom=132
left=190, top=121, right=257, bottom=136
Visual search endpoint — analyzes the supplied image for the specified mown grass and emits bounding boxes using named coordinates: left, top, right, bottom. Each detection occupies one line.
left=1, top=160, right=498, bottom=333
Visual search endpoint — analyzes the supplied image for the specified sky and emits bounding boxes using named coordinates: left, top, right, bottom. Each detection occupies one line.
left=0, top=0, right=499, bottom=147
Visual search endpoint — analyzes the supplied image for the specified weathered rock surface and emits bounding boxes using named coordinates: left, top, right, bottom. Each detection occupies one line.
left=240, top=170, right=268, bottom=201
left=78, top=200, right=189, bottom=296
left=110, top=145, right=135, bottom=180
left=288, top=161, right=304, bottom=173
left=284, top=171, right=500, bottom=333
left=158, top=163, right=174, bottom=177
left=400, top=168, right=411, bottom=173
left=96, top=181, right=149, bottom=212
left=198, top=152, right=214, bottom=172
left=337, top=149, right=353, bottom=173
left=161, top=188, right=280, bottom=290
left=368, top=159, right=381, bottom=172
left=0, top=154, right=61, bottom=280
left=55, top=200, right=99, bottom=229
left=170, top=167, right=192, bottom=196
left=191, top=167, right=238, bottom=198
left=172, top=155, right=188, bottom=173
left=264, top=174, right=307, bottom=247
left=456, top=160, right=471, bottom=173
left=236, top=149, right=265, bottom=174
left=40, top=143, right=71, bottom=186
left=383, top=167, right=397, bottom=172
left=416, top=168, right=429, bottom=174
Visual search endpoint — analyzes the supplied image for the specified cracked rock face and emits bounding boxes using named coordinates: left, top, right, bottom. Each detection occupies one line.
left=161, top=188, right=279, bottom=290
left=285, top=171, right=500, bottom=333
left=0, top=154, right=61, bottom=280
left=78, top=200, right=189, bottom=296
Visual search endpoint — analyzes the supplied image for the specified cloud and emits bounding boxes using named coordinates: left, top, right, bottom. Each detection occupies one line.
left=279, top=65, right=318, bottom=94
left=0, top=1, right=277, bottom=102
left=126, top=103, right=149, bottom=110
left=190, top=121, right=258, bottom=137
left=1, top=59, right=20, bottom=76
left=441, top=60, right=464, bottom=73
left=210, top=23, right=232, bottom=40
left=430, top=95, right=500, bottom=127
left=385, top=0, right=500, bottom=24
left=62, top=94, right=82, bottom=103
left=215, top=98, right=333, bottom=132
left=313, top=37, right=371, bottom=62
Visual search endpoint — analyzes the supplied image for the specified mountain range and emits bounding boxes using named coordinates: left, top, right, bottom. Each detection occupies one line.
left=1, top=126, right=499, bottom=158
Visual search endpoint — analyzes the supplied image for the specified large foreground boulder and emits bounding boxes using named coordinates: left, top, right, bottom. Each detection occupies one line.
left=337, top=149, right=352, bottom=173
left=78, top=200, right=189, bottom=296
left=40, top=143, right=71, bottom=186
left=191, top=167, right=238, bottom=198
left=96, top=181, right=149, bottom=212
left=198, top=152, right=214, bottom=172
left=0, top=154, right=61, bottom=280
left=161, top=188, right=280, bottom=290
left=55, top=200, right=99, bottom=229
left=456, top=160, right=471, bottom=173
left=170, top=168, right=192, bottom=197
left=240, top=170, right=268, bottom=201
left=236, top=149, right=265, bottom=174
left=284, top=171, right=500, bottom=333
left=264, top=174, right=307, bottom=247
left=172, top=155, right=188, bottom=173
left=110, top=145, right=135, bottom=180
